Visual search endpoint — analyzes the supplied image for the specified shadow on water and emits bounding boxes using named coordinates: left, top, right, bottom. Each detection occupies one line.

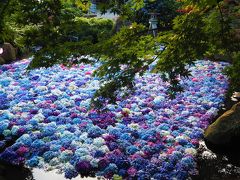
left=0, top=135, right=33, bottom=180
left=205, top=137, right=240, bottom=167
left=0, top=162, right=98, bottom=180
left=0, top=161, right=33, bottom=180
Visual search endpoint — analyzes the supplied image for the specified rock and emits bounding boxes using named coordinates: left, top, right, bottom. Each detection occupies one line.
left=0, top=57, right=5, bottom=65
left=0, top=43, right=16, bottom=64
left=204, top=102, right=240, bottom=145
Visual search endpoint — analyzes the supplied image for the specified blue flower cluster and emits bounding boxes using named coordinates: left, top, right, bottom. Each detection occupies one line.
left=0, top=59, right=229, bottom=179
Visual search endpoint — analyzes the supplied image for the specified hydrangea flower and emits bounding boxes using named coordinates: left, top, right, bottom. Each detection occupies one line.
left=26, top=156, right=40, bottom=167
left=0, top=120, right=9, bottom=133
left=0, top=59, right=229, bottom=179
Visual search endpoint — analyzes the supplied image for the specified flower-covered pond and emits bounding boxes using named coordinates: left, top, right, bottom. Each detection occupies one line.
left=0, top=59, right=228, bottom=179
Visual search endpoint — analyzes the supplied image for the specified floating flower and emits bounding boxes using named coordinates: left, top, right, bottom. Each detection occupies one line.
left=184, top=148, right=197, bottom=156
left=0, top=59, right=229, bottom=179
left=0, top=120, right=9, bottom=133
left=26, top=156, right=40, bottom=167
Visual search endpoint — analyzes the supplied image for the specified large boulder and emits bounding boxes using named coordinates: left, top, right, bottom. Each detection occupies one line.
left=0, top=43, right=16, bottom=64
left=204, top=102, right=240, bottom=145
left=0, top=57, right=5, bottom=65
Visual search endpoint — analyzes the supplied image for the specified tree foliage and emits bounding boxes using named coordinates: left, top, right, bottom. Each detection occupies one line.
left=91, top=23, right=157, bottom=106
left=0, top=0, right=114, bottom=66
left=156, top=0, right=240, bottom=94
left=0, top=0, right=239, bottom=108
left=92, top=0, right=240, bottom=107
left=97, top=0, right=180, bottom=29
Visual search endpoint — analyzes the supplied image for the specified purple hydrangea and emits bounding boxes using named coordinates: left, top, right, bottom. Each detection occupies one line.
left=0, top=59, right=229, bottom=179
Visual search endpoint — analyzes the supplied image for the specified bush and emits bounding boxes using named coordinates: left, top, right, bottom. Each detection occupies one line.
left=70, top=17, right=114, bottom=43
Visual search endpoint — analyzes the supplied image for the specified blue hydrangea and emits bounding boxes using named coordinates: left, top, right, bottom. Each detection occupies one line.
left=28, top=119, right=39, bottom=126
left=0, top=148, right=19, bottom=164
left=16, top=134, right=32, bottom=146
left=0, top=59, right=229, bottom=179
left=64, top=167, right=79, bottom=179
left=43, top=151, right=58, bottom=162
left=126, top=145, right=139, bottom=155
left=103, top=163, right=118, bottom=174
left=26, top=156, right=39, bottom=167
left=87, top=126, right=104, bottom=138
left=31, top=139, right=45, bottom=149
left=0, top=120, right=9, bottom=134
left=72, top=118, right=81, bottom=124
left=0, top=140, right=6, bottom=148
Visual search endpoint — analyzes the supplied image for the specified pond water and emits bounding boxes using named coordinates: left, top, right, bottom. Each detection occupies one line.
left=0, top=59, right=232, bottom=179
left=0, top=162, right=99, bottom=180
left=33, top=169, right=98, bottom=180
left=1, top=97, right=239, bottom=180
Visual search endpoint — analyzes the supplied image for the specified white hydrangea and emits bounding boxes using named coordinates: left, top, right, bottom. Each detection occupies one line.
left=36, top=86, right=48, bottom=91
left=75, top=148, right=89, bottom=156
left=90, top=159, right=99, bottom=168
left=49, top=157, right=60, bottom=166
left=115, top=112, right=122, bottom=119
left=21, top=112, right=29, bottom=119
left=0, top=110, right=14, bottom=119
left=187, top=116, right=199, bottom=123
left=93, top=137, right=105, bottom=147
left=51, top=89, right=63, bottom=96
left=206, top=107, right=218, bottom=117
left=166, top=135, right=175, bottom=143
left=99, top=145, right=109, bottom=153
left=80, top=99, right=91, bottom=108
left=60, top=98, right=74, bottom=107
left=185, top=148, right=197, bottom=156
left=33, top=113, right=45, bottom=122
left=69, top=95, right=79, bottom=100
left=160, top=130, right=170, bottom=136
left=176, top=135, right=189, bottom=141
left=79, top=155, right=93, bottom=161
left=153, top=96, right=165, bottom=104
left=79, top=132, right=88, bottom=141
left=88, top=80, right=99, bottom=88
left=56, top=125, right=66, bottom=133
left=68, top=82, right=78, bottom=91
left=128, top=123, right=140, bottom=129
left=165, top=109, right=174, bottom=115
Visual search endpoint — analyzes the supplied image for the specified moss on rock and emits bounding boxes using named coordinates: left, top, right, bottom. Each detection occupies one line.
left=204, top=102, right=240, bottom=145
